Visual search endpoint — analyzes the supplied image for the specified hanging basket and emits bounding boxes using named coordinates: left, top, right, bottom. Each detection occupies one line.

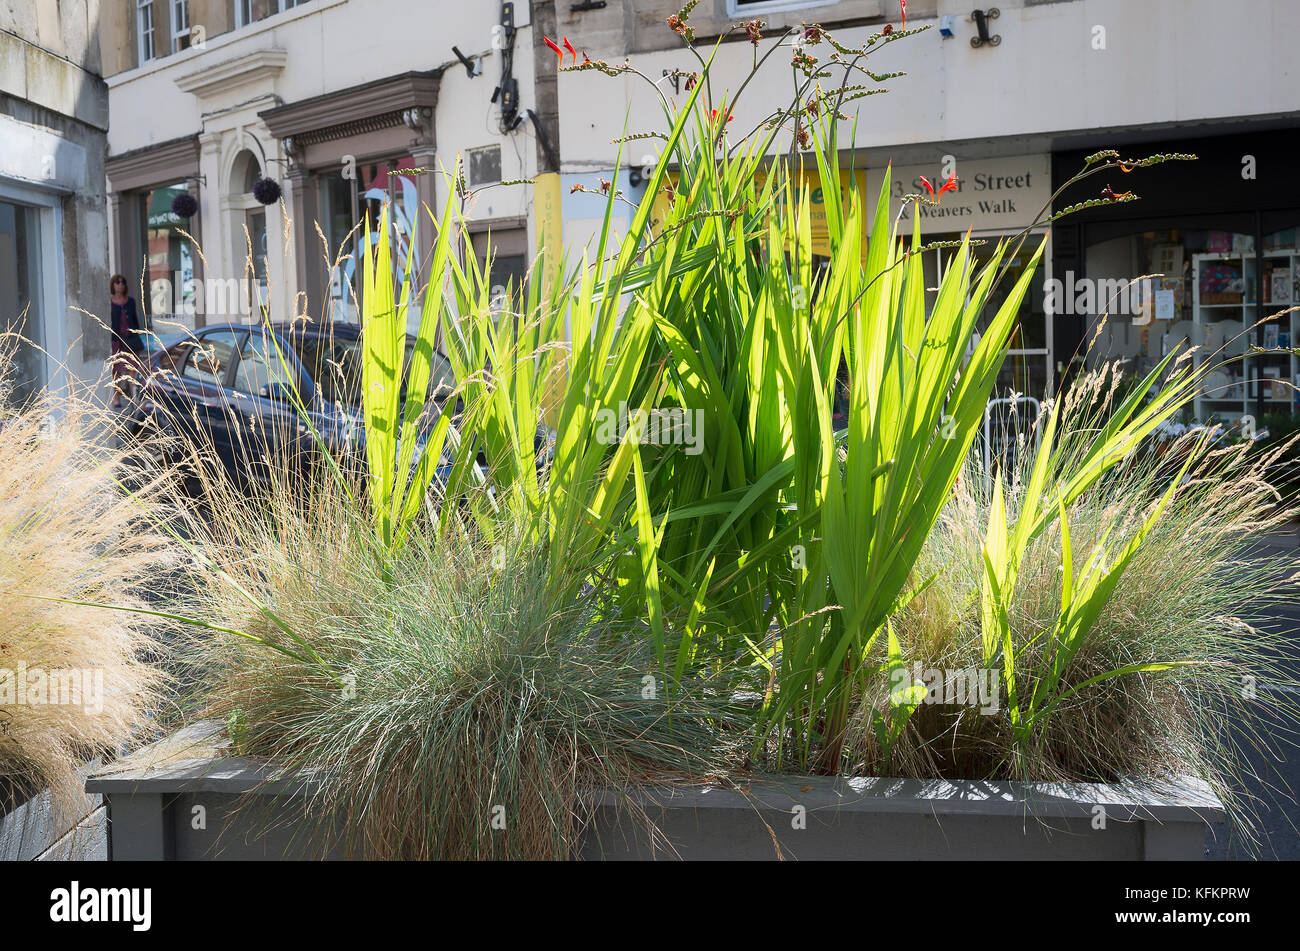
left=170, top=192, right=198, bottom=218
left=251, top=177, right=282, bottom=205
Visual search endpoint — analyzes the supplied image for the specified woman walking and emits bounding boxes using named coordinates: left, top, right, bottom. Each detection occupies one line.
left=109, top=274, right=143, bottom=409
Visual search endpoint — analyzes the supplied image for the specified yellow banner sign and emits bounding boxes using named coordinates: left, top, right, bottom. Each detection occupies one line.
left=649, top=166, right=868, bottom=259
left=533, top=172, right=563, bottom=297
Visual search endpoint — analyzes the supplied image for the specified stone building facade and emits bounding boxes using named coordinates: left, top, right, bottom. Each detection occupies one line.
left=1, top=0, right=111, bottom=402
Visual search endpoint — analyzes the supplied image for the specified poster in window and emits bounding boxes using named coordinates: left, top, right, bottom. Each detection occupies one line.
left=1271, top=267, right=1292, bottom=305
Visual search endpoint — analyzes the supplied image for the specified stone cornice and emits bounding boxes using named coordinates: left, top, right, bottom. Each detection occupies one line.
left=293, top=111, right=406, bottom=148
left=105, top=135, right=201, bottom=191
left=174, top=48, right=289, bottom=100
left=258, top=71, right=441, bottom=142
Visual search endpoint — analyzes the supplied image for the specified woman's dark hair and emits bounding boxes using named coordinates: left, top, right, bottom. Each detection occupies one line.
left=110, top=274, right=128, bottom=291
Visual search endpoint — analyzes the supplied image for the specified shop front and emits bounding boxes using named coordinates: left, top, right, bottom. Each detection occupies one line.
left=258, top=70, right=441, bottom=326
left=105, top=135, right=202, bottom=337
left=1052, top=128, right=1300, bottom=424
left=866, top=153, right=1055, bottom=401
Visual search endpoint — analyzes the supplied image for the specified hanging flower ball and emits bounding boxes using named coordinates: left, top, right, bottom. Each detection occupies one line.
left=251, top=177, right=282, bottom=205
left=170, top=192, right=198, bottom=218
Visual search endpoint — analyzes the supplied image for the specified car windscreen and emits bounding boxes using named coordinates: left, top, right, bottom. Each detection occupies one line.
left=294, top=333, right=455, bottom=409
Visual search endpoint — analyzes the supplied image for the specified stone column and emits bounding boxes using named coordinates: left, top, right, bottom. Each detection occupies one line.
left=197, top=130, right=224, bottom=324
left=284, top=138, right=321, bottom=321
left=410, top=140, right=437, bottom=281
left=408, top=107, right=438, bottom=341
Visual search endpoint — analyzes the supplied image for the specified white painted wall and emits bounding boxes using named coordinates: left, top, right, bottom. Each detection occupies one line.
left=559, top=0, right=1300, bottom=173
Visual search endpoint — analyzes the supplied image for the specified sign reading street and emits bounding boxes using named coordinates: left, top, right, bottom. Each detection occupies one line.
left=865, top=154, right=1052, bottom=236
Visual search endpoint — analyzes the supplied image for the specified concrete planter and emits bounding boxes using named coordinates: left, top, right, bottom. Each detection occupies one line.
left=87, top=721, right=1225, bottom=860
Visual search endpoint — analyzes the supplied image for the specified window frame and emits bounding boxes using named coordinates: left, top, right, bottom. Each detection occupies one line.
left=137, top=0, right=156, bottom=65
left=235, top=0, right=310, bottom=30
left=0, top=181, right=67, bottom=401
left=232, top=330, right=301, bottom=398
left=170, top=0, right=190, bottom=53
left=180, top=328, right=244, bottom=389
left=313, top=157, right=418, bottom=322
left=726, top=0, right=836, bottom=18
left=137, top=181, right=200, bottom=325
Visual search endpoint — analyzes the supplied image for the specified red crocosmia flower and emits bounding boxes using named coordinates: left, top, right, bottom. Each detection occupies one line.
left=921, top=174, right=958, bottom=202
left=544, top=36, right=563, bottom=64
left=563, top=37, right=577, bottom=63
left=901, top=1, right=907, bottom=30
left=710, top=108, right=734, bottom=124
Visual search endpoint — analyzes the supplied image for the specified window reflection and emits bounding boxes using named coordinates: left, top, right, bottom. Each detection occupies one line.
left=0, top=200, right=44, bottom=408
left=139, top=182, right=196, bottom=326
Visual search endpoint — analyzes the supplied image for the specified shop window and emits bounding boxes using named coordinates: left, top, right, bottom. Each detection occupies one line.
left=319, top=170, right=358, bottom=321
left=359, top=160, right=419, bottom=277
left=0, top=199, right=45, bottom=408
left=138, top=182, right=197, bottom=327
left=1082, top=224, right=1269, bottom=424
left=317, top=158, right=419, bottom=324
left=228, top=149, right=269, bottom=313
left=1261, top=214, right=1300, bottom=417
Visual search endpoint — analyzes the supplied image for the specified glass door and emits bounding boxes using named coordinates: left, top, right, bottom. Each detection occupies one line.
left=0, top=198, right=44, bottom=408
left=317, top=157, right=418, bottom=326
left=931, top=228, right=1052, bottom=400
left=245, top=206, right=269, bottom=313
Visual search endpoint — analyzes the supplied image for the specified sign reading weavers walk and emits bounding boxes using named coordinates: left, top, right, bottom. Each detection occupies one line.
left=864, top=154, right=1052, bottom=236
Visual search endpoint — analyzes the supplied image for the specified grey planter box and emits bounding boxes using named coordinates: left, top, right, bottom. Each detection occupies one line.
left=86, top=721, right=1225, bottom=860
left=4, top=767, right=108, bottom=861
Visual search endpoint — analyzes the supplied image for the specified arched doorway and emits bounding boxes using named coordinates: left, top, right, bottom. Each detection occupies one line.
left=228, top=147, right=269, bottom=316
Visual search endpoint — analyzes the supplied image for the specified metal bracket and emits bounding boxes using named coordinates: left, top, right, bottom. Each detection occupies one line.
left=451, top=45, right=482, bottom=78
left=970, top=8, right=1001, bottom=48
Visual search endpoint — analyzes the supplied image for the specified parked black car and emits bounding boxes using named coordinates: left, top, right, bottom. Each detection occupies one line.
left=132, top=321, right=458, bottom=485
